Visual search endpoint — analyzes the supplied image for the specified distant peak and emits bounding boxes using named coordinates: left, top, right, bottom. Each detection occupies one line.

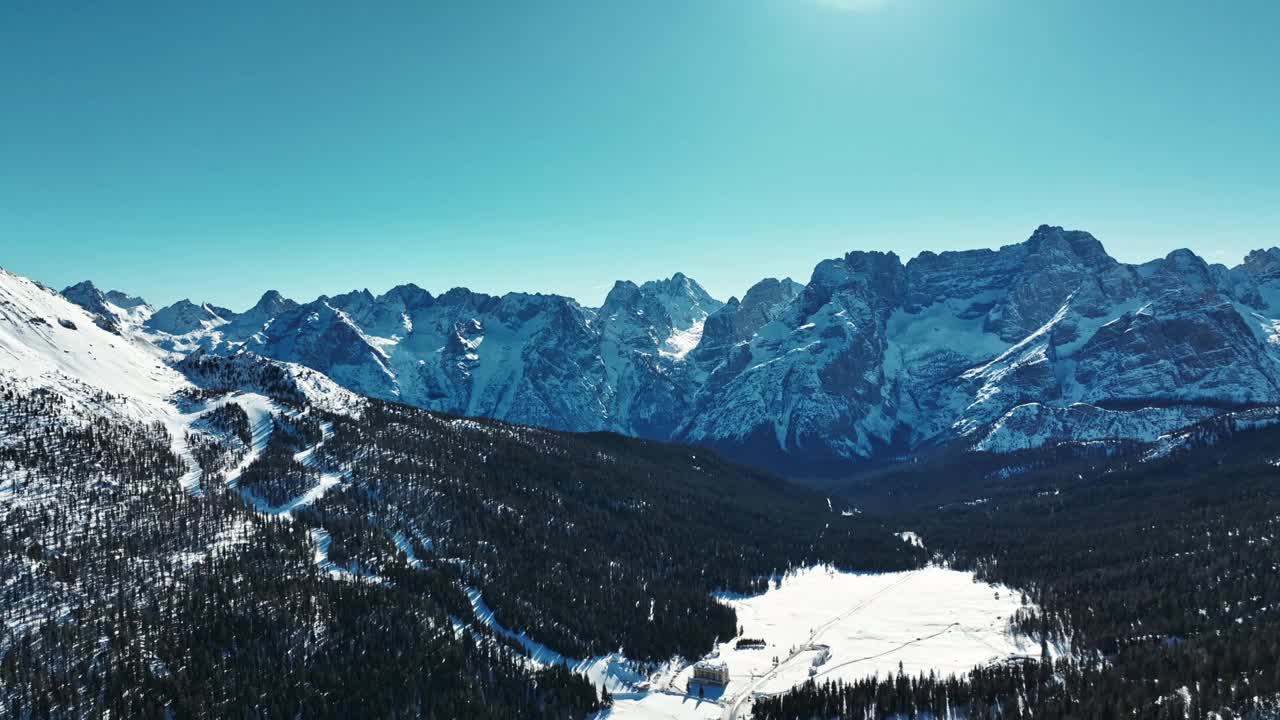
left=104, top=289, right=149, bottom=310
left=257, top=289, right=287, bottom=307
left=63, top=280, right=100, bottom=294
left=1022, top=224, right=1113, bottom=267
left=1239, top=247, right=1280, bottom=282
left=602, top=280, right=642, bottom=305
left=326, top=288, right=376, bottom=310
left=438, top=287, right=496, bottom=309
left=638, top=273, right=721, bottom=307
left=247, top=289, right=296, bottom=316
left=1164, top=248, right=1207, bottom=267
left=380, top=283, right=435, bottom=307
left=441, top=286, right=477, bottom=300
left=1243, top=247, right=1280, bottom=265
left=60, top=281, right=114, bottom=320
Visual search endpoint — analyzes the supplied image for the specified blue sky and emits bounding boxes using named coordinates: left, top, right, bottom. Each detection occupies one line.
left=3, top=0, right=1277, bottom=309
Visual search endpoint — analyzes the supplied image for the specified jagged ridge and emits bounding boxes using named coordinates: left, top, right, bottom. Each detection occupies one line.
left=56, top=229, right=1280, bottom=474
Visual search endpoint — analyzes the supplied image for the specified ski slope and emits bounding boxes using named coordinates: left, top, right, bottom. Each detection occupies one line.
left=0, top=268, right=187, bottom=426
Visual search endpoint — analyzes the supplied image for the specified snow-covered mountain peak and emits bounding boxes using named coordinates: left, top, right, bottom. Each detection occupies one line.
left=689, top=277, right=803, bottom=373
left=597, top=274, right=724, bottom=360
left=638, top=272, right=724, bottom=329
left=600, top=279, right=642, bottom=308
left=104, top=289, right=150, bottom=311
left=147, top=298, right=230, bottom=336
left=61, top=279, right=155, bottom=333
left=249, top=289, right=296, bottom=316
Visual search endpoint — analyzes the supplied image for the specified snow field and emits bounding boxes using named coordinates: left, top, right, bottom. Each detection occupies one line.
left=603, top=565, right=1034, bottom=720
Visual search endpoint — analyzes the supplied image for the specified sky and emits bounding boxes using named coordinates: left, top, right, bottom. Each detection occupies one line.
left=2, top=0, right=1278, bottom=310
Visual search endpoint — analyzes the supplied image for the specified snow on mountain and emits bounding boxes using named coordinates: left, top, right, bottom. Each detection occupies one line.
left=595, top=273, right=724, bottom=360
left=61, top=280, right=154, bottom=334
left=689, top=277, right=803, bottom=371
left=676, top=227, right=1280, bottom=470
left=634, top=272, right=725, bottom=359
left=2, top=267, right=362, bottom=501
left=41, top=229, right=1280, bottom=473
left=146, top=299, right=231, bottom=336
left=678, top=251, right=908, bottom=469
left=3, top=267, right=234, bottom=498
left=4, top=269, right=183, bottom=426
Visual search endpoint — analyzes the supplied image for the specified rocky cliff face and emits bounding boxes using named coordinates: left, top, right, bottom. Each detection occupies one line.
left=70, top=227, right=1280, bottom=473
left=61, top=281, right=153, bottom=334
left=675, top=226, right=1280, bottom=470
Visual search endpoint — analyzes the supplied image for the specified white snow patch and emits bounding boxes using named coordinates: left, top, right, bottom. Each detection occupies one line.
left=897, top=531, right=924, bottom=548
left=660, top=319, right=707, bottom=361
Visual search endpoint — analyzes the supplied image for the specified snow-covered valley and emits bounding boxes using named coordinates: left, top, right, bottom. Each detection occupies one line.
left=603, top=566, right=1034, bottom=720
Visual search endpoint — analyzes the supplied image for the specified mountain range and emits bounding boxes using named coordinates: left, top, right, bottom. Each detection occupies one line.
left=54, top=225, right=1280, bottom=474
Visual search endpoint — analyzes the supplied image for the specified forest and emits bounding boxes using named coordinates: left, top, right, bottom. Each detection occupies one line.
left=761, top=421, right=1280, bottom=718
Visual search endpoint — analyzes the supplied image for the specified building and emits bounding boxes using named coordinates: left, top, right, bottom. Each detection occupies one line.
left=811, top=646, right=831, bottom=667
left=689, top=660, right=730, bottom=688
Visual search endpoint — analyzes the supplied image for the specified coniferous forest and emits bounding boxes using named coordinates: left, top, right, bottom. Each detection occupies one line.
left=0, top=360, right=921, bottom=719
left=758, top=422, right=1280, bottom=719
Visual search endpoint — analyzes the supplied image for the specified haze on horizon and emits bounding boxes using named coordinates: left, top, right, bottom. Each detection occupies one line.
left=2, top=0, right=1277, bottom=310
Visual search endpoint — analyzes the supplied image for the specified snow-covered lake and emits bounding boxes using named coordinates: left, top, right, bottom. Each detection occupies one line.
left=603, top=565, right=1035, bottom=720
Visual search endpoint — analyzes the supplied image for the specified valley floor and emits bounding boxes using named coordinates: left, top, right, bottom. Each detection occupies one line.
left=603, top=565, right=1034, bottom=720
